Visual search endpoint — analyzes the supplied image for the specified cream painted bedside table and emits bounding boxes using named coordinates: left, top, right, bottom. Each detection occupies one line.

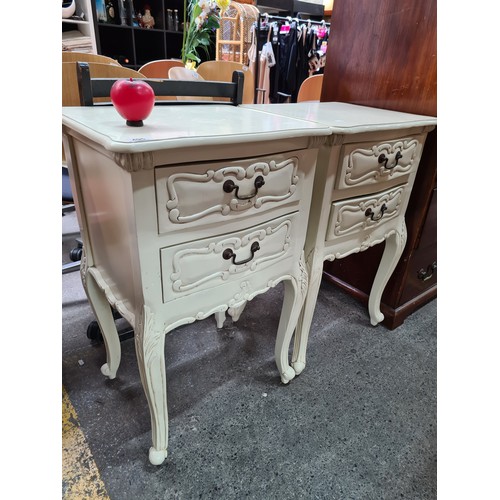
left=62, top=104, right=331, bottom=465
left=245, top=102, right=437, bottom=375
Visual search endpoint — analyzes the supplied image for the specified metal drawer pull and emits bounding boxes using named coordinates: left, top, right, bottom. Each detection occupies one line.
left=223, top=175, right=265, bottom=200
left=365, top=203, right=387, bottom=221
left=378, top=151, right=403, bottom=169
left=417, top=262, right=437, bottom=281
left=223, top=241, right=260, bottom=265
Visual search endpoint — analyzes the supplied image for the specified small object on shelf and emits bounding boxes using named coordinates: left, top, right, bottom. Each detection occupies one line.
left=95, top=0, right=107, bottom=22
left=110, top=78, right=155, bottom=127
left=113, top=55, right=130, bottom=65
left=106, top=0, right=117, bottom=23
left=118, top=0, right=128, bottom=25
left=62, top=0, right=76, bottom=19
left=173, top=9, right=179, bottom=31
left=166, top=9, right=173, bottom=30
left=140, top=4, right=155, bottom=29
left=128, top=0, right=139, bottom=26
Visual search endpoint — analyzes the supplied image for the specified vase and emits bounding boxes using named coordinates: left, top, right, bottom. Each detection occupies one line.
left=62, top=0, right=76, bottom=19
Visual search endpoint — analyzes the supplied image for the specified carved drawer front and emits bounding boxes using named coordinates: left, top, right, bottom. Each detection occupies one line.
left=336, top=134, right=426, bottom=191
left=156, top=149, right=315, bottom=235
left=326, top=185, right=406, bottom=242
left=160, top=212, right=299, bottom=303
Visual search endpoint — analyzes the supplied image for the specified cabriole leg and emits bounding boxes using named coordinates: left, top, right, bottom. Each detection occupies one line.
left=135, top=305, right=169, bottom=465
left=291, top=251, right=324, bottom=376
left=368, top=221, right=408, bottom=326
left=275, top=256, right=308, bottom=384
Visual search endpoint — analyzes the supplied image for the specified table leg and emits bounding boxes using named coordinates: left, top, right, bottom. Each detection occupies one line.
left=84, top=267, right=121, bottom=379
left=135, top=305, right=169, bottom=466
left=274, top=254, right=308, bottom=384
left=291, top=249, right=324, bottom=376
left=228, top=302, right=247, bottom=322
left=368, top=220, right=408, bottom=326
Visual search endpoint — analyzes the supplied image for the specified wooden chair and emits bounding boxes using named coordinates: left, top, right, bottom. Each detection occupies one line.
left=63, top=62, right=146, bottom=106
left=77, top=61, right=244, bottom=106
left=138, top=59, right=184, bottom=78
left=62, top=51, right=121, bottom=66
left=297, top=74, right=323, bottom=103
left=167, top=67, right=213, bottom=101
left=197, top=60, right=255, bottom=104
left=62, top=62, right=144, bottom=272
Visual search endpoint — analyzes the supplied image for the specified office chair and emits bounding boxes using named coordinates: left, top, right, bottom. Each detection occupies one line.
left=62, top=166, right=83, bottom=274
left=72, top=61, right=245, bottom=342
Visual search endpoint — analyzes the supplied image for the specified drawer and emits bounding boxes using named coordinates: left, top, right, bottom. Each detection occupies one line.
left=156, top=149, right=316, bottom=236
left=160, top=212, right=300, bottom=303
left=326, top=185, right=406, bottom=242
left=336, top=134, right=426, bottom=191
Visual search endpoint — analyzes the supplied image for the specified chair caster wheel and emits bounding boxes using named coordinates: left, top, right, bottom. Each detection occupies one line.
left=69, top=241, right=83, bottom=262
left=86, top=321, right=103, bottom=343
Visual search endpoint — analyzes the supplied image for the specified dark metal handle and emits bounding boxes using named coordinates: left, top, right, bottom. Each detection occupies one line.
left=223, top=176, right=265, bottom=200
left=223, top=241, right=260, bottom=265
left=365, top=203, right=387, bottom=221
left=378, top=151, right=403, bottom=170
left=418, top=262, right=437, bottom=281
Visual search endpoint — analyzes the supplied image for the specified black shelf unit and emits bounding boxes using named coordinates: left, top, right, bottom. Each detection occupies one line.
left=92, top=0, right=185, bottom=69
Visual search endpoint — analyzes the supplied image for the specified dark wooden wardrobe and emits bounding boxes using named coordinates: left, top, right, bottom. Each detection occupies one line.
left=320, top=0, right=437, bottom=329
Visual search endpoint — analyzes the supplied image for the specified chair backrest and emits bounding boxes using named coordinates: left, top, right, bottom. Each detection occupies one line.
left=63, top=62, right=146, bottom=106
left=62, top=51, right=121, bottom=66
left=139, top=59, right=185, bottom=78
left=297, top=74, right=323, bottom=103
left=167, top=67, right=213, bottom=101
left=197, top=61, right=255, bottom=104
left=77, top=62, right=244, bottom=106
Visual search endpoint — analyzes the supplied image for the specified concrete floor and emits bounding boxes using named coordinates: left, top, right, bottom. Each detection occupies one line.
left=62, top=210, right=437, bottom=499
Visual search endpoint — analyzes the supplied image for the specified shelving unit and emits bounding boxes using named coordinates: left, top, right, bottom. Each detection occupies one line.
left=62, top=0, right=97, bottom=53
left=91, top=0, right=186, bottom=69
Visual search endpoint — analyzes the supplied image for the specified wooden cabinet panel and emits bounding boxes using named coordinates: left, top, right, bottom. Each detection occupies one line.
left=321, top=0, right=437, bottom=117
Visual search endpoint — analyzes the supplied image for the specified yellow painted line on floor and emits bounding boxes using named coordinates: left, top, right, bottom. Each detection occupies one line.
left=62, top=386, right=110, bottom=499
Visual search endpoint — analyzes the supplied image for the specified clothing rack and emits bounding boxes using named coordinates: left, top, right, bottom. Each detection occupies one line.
left=257, top=13, right=330, bottom=30
left=252, top=13, right=330, bottom=104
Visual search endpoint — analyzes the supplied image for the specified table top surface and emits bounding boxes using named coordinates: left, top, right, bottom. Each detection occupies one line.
left=243, top=102, right=437, bottom=133
left=61, top=102, right=437, bottom=154
left=61, top=104, right=332, bottom=153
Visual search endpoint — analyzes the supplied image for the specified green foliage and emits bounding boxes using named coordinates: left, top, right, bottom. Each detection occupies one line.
left=181, top=0, right=228, bottom=66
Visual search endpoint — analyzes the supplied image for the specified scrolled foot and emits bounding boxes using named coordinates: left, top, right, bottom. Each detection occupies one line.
left=280, top=366, right=296, bottom=384
left=149, top=447, right=168, bottom=466
left=100, top=363, right=116, bottom=380
left=370, top=311, right=384, bottom=326
left=292, top=361, right=306, bottom=375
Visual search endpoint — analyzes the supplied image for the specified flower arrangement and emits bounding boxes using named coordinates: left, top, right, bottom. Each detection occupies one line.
left=181, top=0, right=231, bottom=69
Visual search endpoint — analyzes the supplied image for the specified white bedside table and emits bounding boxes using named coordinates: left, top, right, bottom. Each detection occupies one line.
left=62, top=104, right=331, bottom=464
left=245, top=102, right=437, bottom=375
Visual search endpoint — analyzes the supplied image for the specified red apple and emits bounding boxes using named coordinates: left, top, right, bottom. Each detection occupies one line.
left=110, top=78, right=155, bottom=127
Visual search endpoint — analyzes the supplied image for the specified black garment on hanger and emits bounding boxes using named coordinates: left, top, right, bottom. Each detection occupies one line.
left=295, top=26, right=316, bottom=102
left=269, top=22, right=298, bottom=102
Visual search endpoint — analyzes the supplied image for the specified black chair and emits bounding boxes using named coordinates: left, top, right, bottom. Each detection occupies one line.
left=76, top=61, right=245, bottom=106
left=72, top=60, right=245, bottom=342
